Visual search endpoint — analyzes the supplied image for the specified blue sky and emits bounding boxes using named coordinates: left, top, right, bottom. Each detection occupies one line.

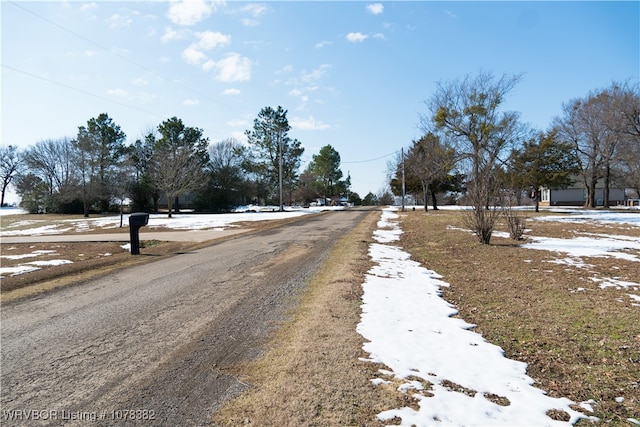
left=2, top=1, right=638, bottom=200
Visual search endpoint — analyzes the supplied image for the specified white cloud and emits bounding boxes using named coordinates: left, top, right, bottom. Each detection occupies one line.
left=276, top=64, right=293, bottom=74
left=80, top=2, right=98, bottom=20
left=241, top=3, right=267, bottom=17
left=222, top=88, right=241, bottom=96
left=366, top=3, right=384, bottom=15
left=231, top=130, right=248, bottom=144
left=80, top=2, right=97, bottom=13
left=167, top=0, right=221, bottom=26
left=182, top=31, right=231, bottom=66
left=315, top=40, right=332, bottom=49
left=182, top=45, right=207, bottom=65
left=239, top=3, right=268, bottom=26
left=346, top=32, right=368, bottom=43
left=291, top=116, right=330, bottom=131
left=132, top=77, right=149, bottom=86
left=373, top=33, right=386, bottom=40
left=161, top=26, right=190, bottom=42
left=108, top=13, right=132, bottom=29
left=226, top=118, right=248, bottom=127
left=289, top=88, right=303, bottom=97
left=241, top=18, right=259, bottom=27
left=195, top=31, right=231, bottom=49
left=183, top=99, right=199, bottom=106
left=107, top=88, right=129, bottom=98
left=209, top=53, right=252, bottom=82
left=301, top=64, right=331, bottom=83
left=84, top=50, right=98, bottom=57
left=445, top=9, right=458, bottom=19
left=202, top=59, right=217, bottom=71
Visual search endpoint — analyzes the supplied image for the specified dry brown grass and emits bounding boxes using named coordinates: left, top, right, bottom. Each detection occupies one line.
left=212, top=210, right=408, bottom=426
left=400, top=209, right=640, bottom=424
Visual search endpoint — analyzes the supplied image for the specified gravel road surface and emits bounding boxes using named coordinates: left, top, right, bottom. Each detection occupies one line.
left=1, top=209, right=370, bottom=426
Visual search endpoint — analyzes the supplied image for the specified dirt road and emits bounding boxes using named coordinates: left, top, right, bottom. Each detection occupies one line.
left=1, top=209, right=370, bottom=426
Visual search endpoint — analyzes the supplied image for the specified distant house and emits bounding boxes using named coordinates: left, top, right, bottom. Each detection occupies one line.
left=157, top=193, right=197, bottom=211
left=539, top=179, right=626, bottom=207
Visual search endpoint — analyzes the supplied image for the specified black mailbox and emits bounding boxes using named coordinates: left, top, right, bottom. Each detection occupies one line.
left=129, top=213, right=149, bottom=255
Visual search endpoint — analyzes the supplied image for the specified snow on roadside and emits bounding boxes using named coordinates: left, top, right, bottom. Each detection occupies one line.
left=0, top=259, right=73, bottom=277
left=0, top=207, right=341, bottom=236
left=357, top=208, right=590, bottom=426
left=0, top=246, right=76, bottom=277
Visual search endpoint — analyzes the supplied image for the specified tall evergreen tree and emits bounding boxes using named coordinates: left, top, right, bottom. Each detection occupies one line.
left=150, top=117, right=209, bottom=218
left=307, top=145, right=346, bottom=201
left=74, top=113, right=126, bottom=216
left=244, top=106, right=304, bottom=206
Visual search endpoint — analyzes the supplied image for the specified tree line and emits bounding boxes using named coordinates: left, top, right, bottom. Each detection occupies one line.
left=1, top=106, right=360, bottom=217
left=389, top=72, right=639, bottom=244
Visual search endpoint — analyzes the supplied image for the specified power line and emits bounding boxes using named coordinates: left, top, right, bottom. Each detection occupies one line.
left=7, top=1, right=241, bottom=115
left=342, top=150, right=399, bottom=164
left=1, top=64, right=165, bottom=118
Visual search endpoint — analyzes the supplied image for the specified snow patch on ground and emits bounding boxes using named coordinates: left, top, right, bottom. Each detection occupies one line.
left=357, top=208, right=591, bottom=426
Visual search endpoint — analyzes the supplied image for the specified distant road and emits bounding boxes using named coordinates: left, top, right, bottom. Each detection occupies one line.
left=1, top=209, right=372, bottom=426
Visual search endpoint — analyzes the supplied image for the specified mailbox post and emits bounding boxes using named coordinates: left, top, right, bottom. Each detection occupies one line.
left=129, top=213, right=149, bottom=255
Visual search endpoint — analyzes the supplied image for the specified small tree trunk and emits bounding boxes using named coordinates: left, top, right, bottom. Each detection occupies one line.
left=603, top=164, right=611, bottom=208
left=422, top=184, right=428, bottom=212
left=586, top=175, right=598, bottom=208
left=83, top=196, right=90, bottom=218
left=167, top=196, right=173, bottom=218
left=152, top=194, right=159, bottom=213
left=431, top=190, right=439, bottom=210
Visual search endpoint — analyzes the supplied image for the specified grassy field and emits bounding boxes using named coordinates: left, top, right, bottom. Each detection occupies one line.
left=399, top=209, right=639, bottom=425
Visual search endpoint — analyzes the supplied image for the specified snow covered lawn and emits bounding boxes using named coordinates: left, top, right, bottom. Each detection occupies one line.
left=358, top=207, right=640, bottom=426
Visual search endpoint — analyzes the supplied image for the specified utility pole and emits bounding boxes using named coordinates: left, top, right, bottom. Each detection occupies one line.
left=347, top=171, right=351, bottom=206
left=401, top=147, right=406, bottom=212
left=278, top=129, right=284, bottom=212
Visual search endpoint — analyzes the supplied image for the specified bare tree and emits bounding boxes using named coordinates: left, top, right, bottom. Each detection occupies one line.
left=204, top=138, right=247, bottom=211
left=22, top=138, right=76, bottom=210
left=608, top=81, right=640, bottom=198
left=554, top=82, right=638, bottom=207
left=423, top=71, right=524, bottom=244
left=0, top=145, right=23, bottom=207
